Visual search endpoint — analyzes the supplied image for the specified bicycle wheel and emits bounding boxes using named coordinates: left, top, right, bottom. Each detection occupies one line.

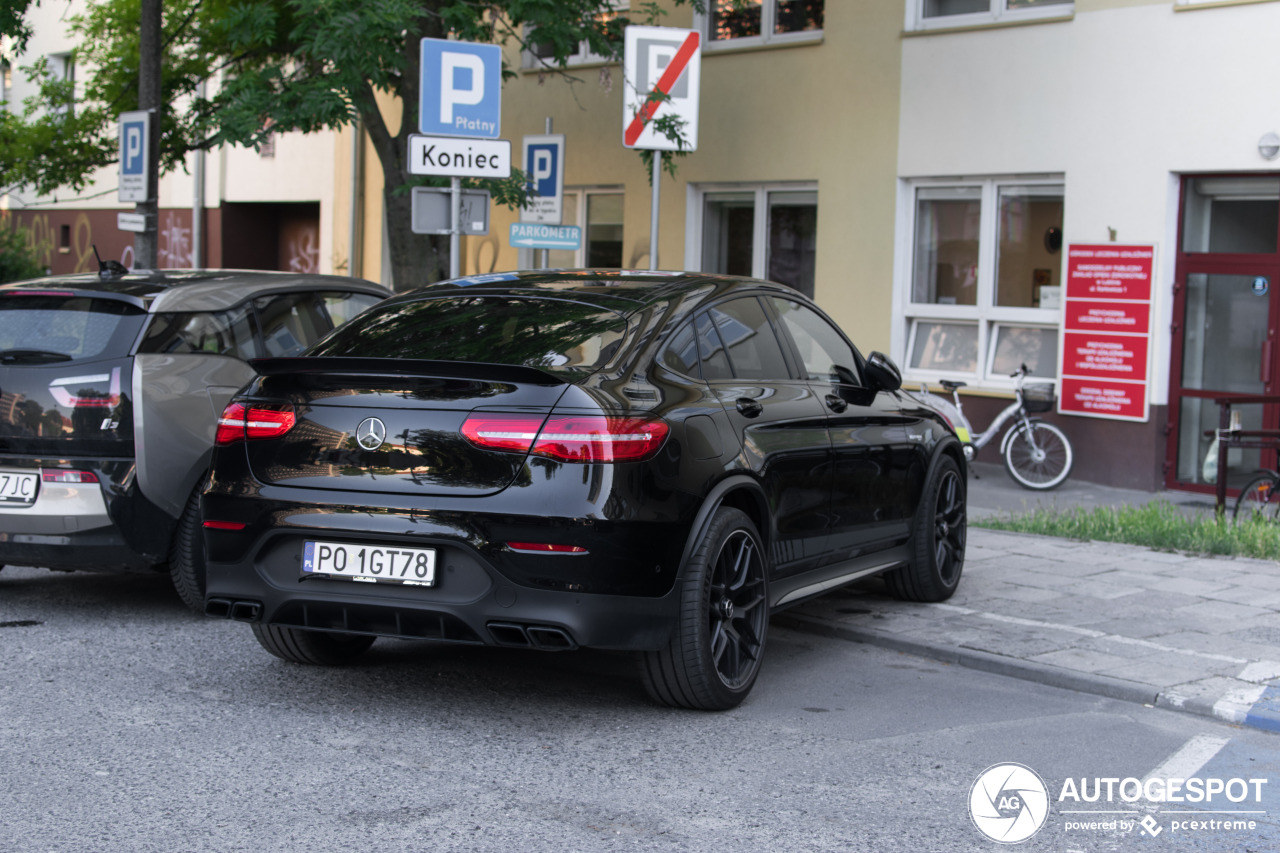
left=1234, top=472, right=1280, bottom=523
left=1003, top=420, right=1073, bottom=490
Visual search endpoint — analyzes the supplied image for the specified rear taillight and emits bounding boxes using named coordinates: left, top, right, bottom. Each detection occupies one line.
left=49, top=368, right=121, bottom=409
left=215, top=402, right=297, bottom=445
left=462, top=413, right=669, bottom=463
left=42, top=469, right=99, bottom=484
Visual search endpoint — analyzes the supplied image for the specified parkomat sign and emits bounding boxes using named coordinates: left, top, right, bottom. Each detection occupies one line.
left=1059, top=245, right=1155, bottom=422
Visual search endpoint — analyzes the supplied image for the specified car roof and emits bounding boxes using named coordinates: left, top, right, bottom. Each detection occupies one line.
left=396, top=269, right=798, bottom=317
left=0, top=269, right=390, bottom=313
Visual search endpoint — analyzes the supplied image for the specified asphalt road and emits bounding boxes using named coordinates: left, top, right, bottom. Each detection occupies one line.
left=2, top=565, right=1278, bottom=852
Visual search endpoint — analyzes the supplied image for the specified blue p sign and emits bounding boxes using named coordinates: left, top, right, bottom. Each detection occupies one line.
left=419, top=38, right=502, bottom=139
left=527, top=144, right=557, bottom=197
left=122, top=121, right=145, bottom=175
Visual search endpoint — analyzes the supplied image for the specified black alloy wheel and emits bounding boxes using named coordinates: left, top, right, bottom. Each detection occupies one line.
left=886, top=455, right=967, bottom=602
left=641, top=507, right=769, bottom=711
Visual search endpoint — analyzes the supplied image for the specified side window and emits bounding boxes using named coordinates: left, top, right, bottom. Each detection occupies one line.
left=660, top=319, right=700, bottom=377
left=707, top=297, right=791, bottom=381
left=255, top=293, right=328, bottom=357
left=768, top=297, right=860, bottom=384
left=137, top=306, right=259, bottom=359
left=319, top=291, right=382, bottom=330
left=695, top=311, right=733, bottom=380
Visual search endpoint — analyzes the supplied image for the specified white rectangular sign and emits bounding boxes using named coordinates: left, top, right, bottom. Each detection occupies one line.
left=623, top=26, right=701, bottom=152
left=520, top=134, right=565, bottom=224
left=408, top=135, right=511, bottom=178
left=117, top=212, right=147, bottom=233
left=411, top=187, right=491, bottom=235
left=118, top=110, right=150, bottom=203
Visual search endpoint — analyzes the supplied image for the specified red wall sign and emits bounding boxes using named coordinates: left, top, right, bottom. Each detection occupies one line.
left=1059, top=244, right=1154, bottom=422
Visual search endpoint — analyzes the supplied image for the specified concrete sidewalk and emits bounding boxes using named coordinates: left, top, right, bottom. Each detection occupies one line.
left=784, top=464, right=1280, bottom=734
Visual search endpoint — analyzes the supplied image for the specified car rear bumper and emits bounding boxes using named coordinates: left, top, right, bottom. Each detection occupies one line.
left=0, top=459, right=174, bottom=572
left=201, top=488, right=698, bottom=651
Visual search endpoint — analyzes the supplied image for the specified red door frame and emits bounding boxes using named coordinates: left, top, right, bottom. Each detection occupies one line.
left=1165, top=173, right=1280, bottom=493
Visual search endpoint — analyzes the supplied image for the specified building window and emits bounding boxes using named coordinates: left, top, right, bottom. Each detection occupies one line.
left=907, top=0, right=1071, bottom=30
left=523, top=1, right=628, bottom=68
left=696, top=1, right=823, bottom=51
left=899, top=178, right=1064, bottom=384
left=691, top=184, right=818, bottom=299
left=523, top=189, right=625, bottom=269
left=47, top=52, right=75, bottom=117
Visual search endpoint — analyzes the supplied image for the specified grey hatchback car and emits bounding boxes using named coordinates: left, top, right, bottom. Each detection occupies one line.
left=0, top=268, right=389, bottom=608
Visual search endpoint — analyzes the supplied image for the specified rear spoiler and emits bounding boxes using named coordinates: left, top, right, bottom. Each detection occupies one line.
left=247, top=357, right=567, bottom=387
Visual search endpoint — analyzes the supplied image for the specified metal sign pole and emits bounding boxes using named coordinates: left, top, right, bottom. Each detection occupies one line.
left=450, top=176, right=461, bottom=279
left=649, top=152, right=661, bottom=270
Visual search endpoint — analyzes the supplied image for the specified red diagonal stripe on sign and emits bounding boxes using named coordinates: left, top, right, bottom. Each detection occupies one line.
left=624, top=31, right=700, bottom=148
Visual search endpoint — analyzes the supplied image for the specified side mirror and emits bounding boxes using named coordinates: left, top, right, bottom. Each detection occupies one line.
left=864, top=351, right=902, bottom=393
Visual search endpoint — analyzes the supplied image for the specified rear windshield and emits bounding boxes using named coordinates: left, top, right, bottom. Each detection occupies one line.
left=0, top=294, right=146, bottom=364
left=309, top=295, right=630, bottom=375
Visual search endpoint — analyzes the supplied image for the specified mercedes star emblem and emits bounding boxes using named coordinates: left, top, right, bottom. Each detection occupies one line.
left=355, top=417, right=387, bottom=451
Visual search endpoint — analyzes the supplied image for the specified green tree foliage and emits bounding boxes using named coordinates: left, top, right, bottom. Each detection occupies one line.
left=0, top=220, right=45, bottom=282
left=0, top=0, right=709, bottom=289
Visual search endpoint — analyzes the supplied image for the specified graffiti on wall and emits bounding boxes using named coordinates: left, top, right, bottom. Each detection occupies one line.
left=284, top=226, right=319, bottom=274
left=4, top=208, right=196, bottom=274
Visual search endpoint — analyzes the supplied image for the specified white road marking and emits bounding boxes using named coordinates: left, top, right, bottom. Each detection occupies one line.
left=1213, top=685, right=1267, bottom=723
left=1142, top=734, right=1231, bottom=784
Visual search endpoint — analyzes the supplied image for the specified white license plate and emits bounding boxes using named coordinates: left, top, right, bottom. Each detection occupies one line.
left=302, top=540, right=436, bottom=586
left=0, top=470, right=39, bottom=507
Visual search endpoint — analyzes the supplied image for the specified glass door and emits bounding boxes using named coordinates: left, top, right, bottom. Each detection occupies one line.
left=1168, top=175, right=1280, bottom=491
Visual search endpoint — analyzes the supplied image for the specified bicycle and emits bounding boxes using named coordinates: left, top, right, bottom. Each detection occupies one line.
left=909, top=364, right=1074, bottom=490
left=1233, top=470, right=1280, bottom=522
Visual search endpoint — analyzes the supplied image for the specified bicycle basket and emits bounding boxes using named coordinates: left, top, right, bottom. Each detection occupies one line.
left=1021, top=382, right=1056, bottom=413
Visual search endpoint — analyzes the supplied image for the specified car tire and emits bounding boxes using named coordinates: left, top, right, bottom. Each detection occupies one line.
left=640, top=507, right=769, bottom=711
left=169, top=479, right=208, bottom=612
left=251, top=624, right=376, bottom=665
left=885, top=455, right=966, bottom=603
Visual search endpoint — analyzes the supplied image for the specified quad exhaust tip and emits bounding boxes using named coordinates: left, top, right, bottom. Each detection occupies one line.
left=205, top=598, right=263, bottom=623
left=487, top=621, right=577, bottom=651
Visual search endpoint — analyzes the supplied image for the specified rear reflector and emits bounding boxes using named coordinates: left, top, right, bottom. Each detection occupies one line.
left=507, top=542, right=588, bottom=554
left=203, top=520, right=247, bottom=531
left=41, top=469, right=99, bottom=484
left=462, top=413, right=669, bottom=463
left=215, top=402, right=296, bottom=445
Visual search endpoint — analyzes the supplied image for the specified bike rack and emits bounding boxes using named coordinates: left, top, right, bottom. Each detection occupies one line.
left=1208, top=394, right=1280, bottom=514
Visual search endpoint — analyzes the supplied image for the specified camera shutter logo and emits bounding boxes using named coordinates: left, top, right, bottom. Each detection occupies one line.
left=356, top=417, right=387, bottom=451
left=969, top=763, right=1050, bottom=844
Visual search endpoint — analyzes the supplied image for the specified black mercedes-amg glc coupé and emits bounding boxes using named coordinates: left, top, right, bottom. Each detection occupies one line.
left=202, top=270, right=967, bottom=710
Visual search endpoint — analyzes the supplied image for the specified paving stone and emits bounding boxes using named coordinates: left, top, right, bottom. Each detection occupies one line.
left=960, top=631, right=1077, bottom=659
left=1073, top=636, right=1166, bottom=659
left=1143, top=576, right=1235, bottom=597
left=1200, top=586, right=1280, bottom=609
left=1061, top=579, right=1145, bottom=600
left=998, top=571, right=1083, bottom=590
left=1161, top=675, right=1246, bottom=700
left=1150, top=631, right=1280, bottom=663
left=1099, top=657, right=1224, bottom=688
left=984, top=585, right=1065, bottom=604
left=1173, top=599, right=1273, bottom=622
left=1030, top=647, right=1133, bottom=673
left=1233, top=573, right=1280, bottom=592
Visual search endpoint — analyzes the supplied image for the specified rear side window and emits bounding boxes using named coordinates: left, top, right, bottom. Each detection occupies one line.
left=319, top=291, right=382, bottom=328
left=137, top=305, right=259, bottom=359
left=707, top=298, right=791, bottom=381
left=0, top=295, right=146, bottom=363
left=309, top=295, right=629, bottom=375
left=256, top=293, right=329, bottom=357
left=769, top=297, right=861, bottom=384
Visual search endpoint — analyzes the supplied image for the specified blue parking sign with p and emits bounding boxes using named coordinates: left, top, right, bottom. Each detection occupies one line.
left=419, top=38, right=502, bottom=139
left=527, top=143, right=558, bottom=197
left=118, top=109, right=150, bottom=203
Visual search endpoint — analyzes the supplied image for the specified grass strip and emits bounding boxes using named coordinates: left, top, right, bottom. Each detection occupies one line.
left=974, top=500, right=1280, bottom=561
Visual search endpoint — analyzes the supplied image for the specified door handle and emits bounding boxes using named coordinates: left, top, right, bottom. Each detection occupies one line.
left=824, top=394, right=848, bottom=413
left=735, top=397, right=763, bottom=418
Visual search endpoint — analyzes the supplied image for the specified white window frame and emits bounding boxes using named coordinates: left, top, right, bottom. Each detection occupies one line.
left=685, top=181, right=819, bottom=286
left=522, top=1, right=628, bottom=69
left=694, top=1, right=824, bottom=53
left=516, top=186, right=624, bottom=269
left=905, top=1, right=1073, bottom=32
left=893, top=176, right=1064, bottom=388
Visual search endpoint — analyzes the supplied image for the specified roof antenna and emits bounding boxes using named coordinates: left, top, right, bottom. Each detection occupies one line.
left=92, top=244, right=128, bottom=280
